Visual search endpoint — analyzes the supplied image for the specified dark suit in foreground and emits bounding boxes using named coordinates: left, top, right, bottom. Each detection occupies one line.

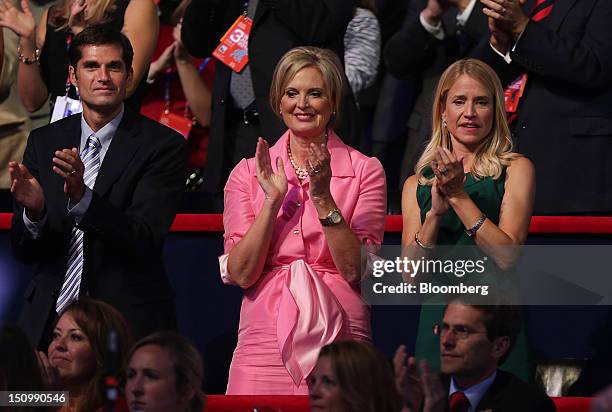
left=443, top=370, right=556, bottom=412
left=12, top=108, right=187, bottom=347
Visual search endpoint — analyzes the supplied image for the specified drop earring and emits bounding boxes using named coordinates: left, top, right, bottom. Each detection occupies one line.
left=443, top=120, right=447, bottom=128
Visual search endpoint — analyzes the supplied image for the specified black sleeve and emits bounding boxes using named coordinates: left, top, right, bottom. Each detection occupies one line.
left=259, top=0, right=356, bottom=45
left=510, top=0, right=612, bottom=88
left=10, top=130, right=59, bottom=264
left=383, top=1, right=438, bottom=77
left=181, top=0, right=241, bottom=58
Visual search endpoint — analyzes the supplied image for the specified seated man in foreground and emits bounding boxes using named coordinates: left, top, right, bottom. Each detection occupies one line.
left=396, top=297, right=556, bottom=411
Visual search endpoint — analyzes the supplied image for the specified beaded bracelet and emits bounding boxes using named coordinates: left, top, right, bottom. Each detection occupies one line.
left=17, top=46, right=41, bottom=65
left=465, top=214, right=487, bottom=237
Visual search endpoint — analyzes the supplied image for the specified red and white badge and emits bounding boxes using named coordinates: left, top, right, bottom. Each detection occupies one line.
left=212, top=14, right=252, bottom=73
left=505, top=73, right=528, bottom=113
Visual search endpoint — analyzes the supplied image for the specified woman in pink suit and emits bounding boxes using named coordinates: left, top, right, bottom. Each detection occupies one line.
left=219, top=47, right=387, bottom=394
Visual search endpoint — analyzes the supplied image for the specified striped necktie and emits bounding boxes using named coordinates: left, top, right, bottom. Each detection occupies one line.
left=56, top=134, right=102, bottom=313
left=229, top=0, right=258, bottom=109
left=531, top=0, right=555, bottom=22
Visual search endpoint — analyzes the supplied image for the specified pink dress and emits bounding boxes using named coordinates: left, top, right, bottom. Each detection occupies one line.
left=219, top=130, right=386, bottom=394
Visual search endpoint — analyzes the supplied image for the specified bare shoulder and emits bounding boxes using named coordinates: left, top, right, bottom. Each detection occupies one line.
left=125, top=0, right=156, bottom=13
left=402, top=174, right=418, bottom=195
left=124, top=0, right=157, bottom=23
left=506, top=154, right=535, bottom=179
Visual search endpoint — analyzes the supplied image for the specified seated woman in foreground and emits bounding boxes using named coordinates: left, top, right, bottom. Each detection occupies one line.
left=125, top=331, right=205, bottom=412
left=37, top=298, right=132, bottom=412
left=309, top=340, right=402, bottom=412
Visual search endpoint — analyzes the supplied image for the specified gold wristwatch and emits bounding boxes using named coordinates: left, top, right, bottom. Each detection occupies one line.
left=320, top=208, right=343, bottom=226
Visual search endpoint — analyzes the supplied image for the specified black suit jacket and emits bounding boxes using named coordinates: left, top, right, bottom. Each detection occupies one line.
left=473, top=0, right=612, bottom=214
left=384, top=0, right=488, bottom=182
left=444, top=370, right=556, bottom=412
left=181, top=0, right=359, bottom=194
left=11, top=108, right=188, bottom=347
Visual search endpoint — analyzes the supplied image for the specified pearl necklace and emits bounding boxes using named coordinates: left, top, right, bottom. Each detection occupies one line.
left=287, top=144, right=310, bottom=180
left=287, top=133, right=328, bottom=180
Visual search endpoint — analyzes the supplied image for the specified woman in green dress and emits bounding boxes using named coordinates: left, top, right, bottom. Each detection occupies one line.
left=401, top=59, right=535, bottom=380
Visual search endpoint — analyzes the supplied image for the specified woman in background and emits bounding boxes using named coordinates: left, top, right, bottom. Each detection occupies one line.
left=0, top=0, right=158, bottom=113
left=125, top=331, right=205, bottom=412
left=37, top=298, right=132, bottom=412
left=0, top=322, right=49, bottom=412
left=143, top=0, right=213, bottom=182
left=309, top=340, right=402, bottom=412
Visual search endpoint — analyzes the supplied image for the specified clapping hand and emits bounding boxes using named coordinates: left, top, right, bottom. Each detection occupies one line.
left=419, top=360, right=446, bottom=412
left=486, top=14, right=513, bottom=54
left=394, top=345, right=424, bottom=412
left=148, top=42, right=176, bottom=81
left=432, top=147, right=465, bottom=198
left=429, top=174, right=450, bottom=216
left=52, top=148, right=86, bottom=203
left=307, top=143, right=332, bottom=204
left=0, top=0, right=36, bottom=39
left=481, top=0, right=529, bottom=38
left=9, top=161, right=45, bottom=220
left=422, top=0, right=451, bottom=26
left=255, top=137, right=287, bottom=207
left=394, top=346, right=446, bottom=412
left=172, top=20, right=191, bottom=63
left=36, top=351, right=61, bottom=390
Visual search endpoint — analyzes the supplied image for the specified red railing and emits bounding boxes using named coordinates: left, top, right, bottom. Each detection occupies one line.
left=1, top=213, right=612, bottom=234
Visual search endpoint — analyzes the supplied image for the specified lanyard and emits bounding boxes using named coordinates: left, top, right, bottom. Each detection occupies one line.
left=64, top=33, right=80, bottom=97
left=163, top=57, right=211, bottom=119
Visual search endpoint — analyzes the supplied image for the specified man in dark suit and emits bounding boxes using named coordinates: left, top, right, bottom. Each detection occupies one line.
left=384, top=0, right=489, bottom=188
left=9, top=25, right=187, bottom=348
left=180, top=0, right=359, bottom=199
left=476, top=0, right=612, bottom=214
left=395, top=299, right=555, bottom=411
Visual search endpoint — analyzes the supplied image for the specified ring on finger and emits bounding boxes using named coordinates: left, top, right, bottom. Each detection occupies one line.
left=68, top=170, right=77, bottom=176
left=439, top=167, right=448, bottom=175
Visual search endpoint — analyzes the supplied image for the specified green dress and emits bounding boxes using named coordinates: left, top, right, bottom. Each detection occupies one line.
left=413, top=167, right=532, bottom=382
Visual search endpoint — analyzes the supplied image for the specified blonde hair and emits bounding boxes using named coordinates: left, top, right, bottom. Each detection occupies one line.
left=415, top=58, right=514, bottom=185
left=269, top=47, right=344, bottom=127
left=49, top=0, right=117, bottom=31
